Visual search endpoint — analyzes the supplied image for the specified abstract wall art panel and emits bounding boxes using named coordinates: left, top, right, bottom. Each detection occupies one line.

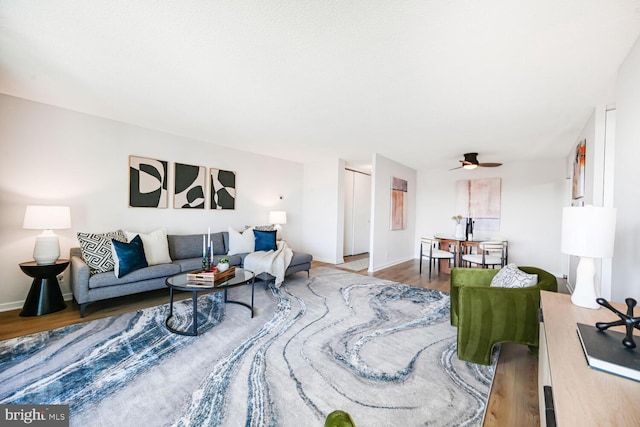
left=455, top=178, right=502, bottom=231
left=210, top=168, right=236, bottom=210
left=572, top=139, right=586, bottom=200
left=129, top=156, right=168, bottom=208
left=174, top=162, right=206, bottom=209
left=390, top=176, right=408, bottom=230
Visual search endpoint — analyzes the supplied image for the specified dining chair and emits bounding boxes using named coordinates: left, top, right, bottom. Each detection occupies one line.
left=461, top=241, right=507, bottom=269
left=419, top=237, right=456, bottom=280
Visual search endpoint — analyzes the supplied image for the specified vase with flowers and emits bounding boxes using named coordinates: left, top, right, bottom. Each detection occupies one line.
left=452, top=215, right=465, bottom=239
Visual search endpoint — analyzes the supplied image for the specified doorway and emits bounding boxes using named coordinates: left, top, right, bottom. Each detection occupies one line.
left=344, top=168, right=371, bottom=257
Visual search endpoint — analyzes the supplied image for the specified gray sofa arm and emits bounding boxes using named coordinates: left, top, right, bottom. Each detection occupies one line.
left=70, top=253, right=90, bottom=306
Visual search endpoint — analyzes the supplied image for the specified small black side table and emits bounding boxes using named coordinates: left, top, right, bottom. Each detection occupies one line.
left=19, top=259, right=69, bottom=316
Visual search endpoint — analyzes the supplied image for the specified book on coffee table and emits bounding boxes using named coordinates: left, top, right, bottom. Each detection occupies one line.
left=576, top=322, right=640, bottom=382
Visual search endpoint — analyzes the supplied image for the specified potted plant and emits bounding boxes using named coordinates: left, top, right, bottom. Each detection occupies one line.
left=217, top=257, right=230, bottom=272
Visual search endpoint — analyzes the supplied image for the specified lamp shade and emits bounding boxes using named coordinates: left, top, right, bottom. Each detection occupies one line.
left=561, top=206, right=616, bottom=258
left=269, top=211, right=287, bottom=225
left=23, top=206, right=71, bottom=230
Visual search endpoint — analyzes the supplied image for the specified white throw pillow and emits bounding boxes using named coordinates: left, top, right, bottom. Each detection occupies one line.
left=124, top=228, right=172, bottom=265
left=228, top=227, right=255, bottom=255
left=490, top=263, right=538, bottom=288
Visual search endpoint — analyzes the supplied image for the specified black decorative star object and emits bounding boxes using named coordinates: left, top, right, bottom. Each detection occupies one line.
left=595, top=298, right=640, bottom=349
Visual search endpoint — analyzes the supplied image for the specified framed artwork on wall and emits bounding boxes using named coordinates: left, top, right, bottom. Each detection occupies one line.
left=390, top=176, right=408, bottom=230
left=210, top=168, right=236, bottom=210
left=129, top=155, right=168, bottom=208
left=572, top=139, right=586, bottom=200
left=455, top=178, right=502, bottom=231
left=174, top=162, right=206, bottom=209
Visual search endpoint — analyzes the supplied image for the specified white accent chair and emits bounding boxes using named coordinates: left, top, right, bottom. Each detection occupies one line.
left=461, top=241, right=508, bottom=269
left=419, top=237, right=456, bottom=280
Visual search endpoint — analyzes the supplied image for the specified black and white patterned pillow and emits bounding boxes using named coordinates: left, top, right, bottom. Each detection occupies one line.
left=245, top=224, right=276, bottom=232
left=490, top=263, right=538, bottom=288
left=77, top=230, right=127, bottom=275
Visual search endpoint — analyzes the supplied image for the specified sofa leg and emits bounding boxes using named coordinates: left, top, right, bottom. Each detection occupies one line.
left=80, top=303, right=87, bottom=318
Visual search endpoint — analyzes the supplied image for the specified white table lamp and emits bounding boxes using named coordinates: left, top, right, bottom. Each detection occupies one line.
left=23, top=205, right=71, bottom=265
left=561, top=205, right=616, bottom=309
left=269, top=211, right=287, bottom=240
left=269, top=211, right=287, bottom=226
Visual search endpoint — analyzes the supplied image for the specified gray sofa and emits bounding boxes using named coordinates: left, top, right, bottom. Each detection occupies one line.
left=69, top=231, right=313, bottom=317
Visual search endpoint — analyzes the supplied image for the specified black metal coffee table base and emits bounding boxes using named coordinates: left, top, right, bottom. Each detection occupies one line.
left=165, top=270, right=255, bottom=336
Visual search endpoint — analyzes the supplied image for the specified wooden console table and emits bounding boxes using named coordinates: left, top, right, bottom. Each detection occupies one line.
left=539, top=291, right=640, bottom=426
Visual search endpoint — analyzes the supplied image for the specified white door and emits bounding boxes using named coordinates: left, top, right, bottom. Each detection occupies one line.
left=344, top=170, right=356, bottom=256
left=344, top=170, right=371, bottom=256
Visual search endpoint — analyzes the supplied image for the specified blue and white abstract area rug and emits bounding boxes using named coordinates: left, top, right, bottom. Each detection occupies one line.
left=0, top=268, right=497, bottom=426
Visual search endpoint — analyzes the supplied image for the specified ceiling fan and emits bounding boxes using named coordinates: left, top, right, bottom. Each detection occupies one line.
left=449, top=153, right=502, bottom=170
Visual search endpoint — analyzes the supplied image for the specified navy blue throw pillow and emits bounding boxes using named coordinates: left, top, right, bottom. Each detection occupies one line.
left=254, top=229, right=277, bottom=252
left=112, top=234, right=148, bottom=278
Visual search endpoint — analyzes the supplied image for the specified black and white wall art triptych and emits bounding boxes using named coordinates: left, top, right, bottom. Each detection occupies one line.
left=129, top=156, right=236, bottom=210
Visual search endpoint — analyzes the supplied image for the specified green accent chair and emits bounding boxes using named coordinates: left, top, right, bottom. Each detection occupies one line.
left=325, top=410, right=356, bottom=427
left=450, top=266, right=557, bottom=365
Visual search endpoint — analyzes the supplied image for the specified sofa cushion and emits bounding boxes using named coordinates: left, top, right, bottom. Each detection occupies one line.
left=168, top=233, right=225, bottom=260
left=125, top=228, right=172, bottom=265
left=88, top=262, right=181, bottom=289
left=290, top=251, right=313, bottom=267
left=172, top=254, right=244, bottom=273
left=228, top=227, right=255, bottom=255
left=112, top=235, right=148, bottom=278
left=490, top=263, right=538, bottom=288
left=77, top=230, right=127, bottom=275
left=254, top=230, right=277, bottom=251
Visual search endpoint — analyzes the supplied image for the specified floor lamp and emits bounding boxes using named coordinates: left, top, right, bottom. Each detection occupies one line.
left=561, top=205, right=616, bottom=309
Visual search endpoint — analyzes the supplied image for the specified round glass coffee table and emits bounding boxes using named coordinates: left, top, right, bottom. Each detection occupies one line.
left=165, top=268, right=255, bottom=336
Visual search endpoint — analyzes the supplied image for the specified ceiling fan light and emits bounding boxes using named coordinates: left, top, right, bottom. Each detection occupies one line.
left=463, top=164, right=478, bottom=170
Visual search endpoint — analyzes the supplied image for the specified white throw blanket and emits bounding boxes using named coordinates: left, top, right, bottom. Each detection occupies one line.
left=243, top=240, right=293, bottom=287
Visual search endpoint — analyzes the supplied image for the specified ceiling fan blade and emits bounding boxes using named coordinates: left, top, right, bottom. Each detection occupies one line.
left=448, top=165, right=463, bottom=171
left=451, top=153, right=502, bottom=170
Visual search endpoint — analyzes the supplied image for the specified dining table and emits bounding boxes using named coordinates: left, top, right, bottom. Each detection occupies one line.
left=432, top=234, right=488, bottom=274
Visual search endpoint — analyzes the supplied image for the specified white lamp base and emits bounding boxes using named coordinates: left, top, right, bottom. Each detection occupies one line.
left=33, top=231, right=60, bottom=265
left=571, top=256, right=600, bottom=309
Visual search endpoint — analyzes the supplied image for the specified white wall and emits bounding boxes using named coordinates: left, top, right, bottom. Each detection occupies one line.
left=416, top=158, right=566, bottom=276
left=370, top=154, right=417, bottom=272
left=302, top=158, right=345, bottom=264
left=612, top=35, right=640, bottom=302
left=0, top=94, right=305, bottom=310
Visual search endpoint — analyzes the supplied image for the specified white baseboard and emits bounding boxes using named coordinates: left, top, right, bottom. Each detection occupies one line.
left=0, top=292, right=74, bottom=313
left=313, top=256, right=343, bottom=264
left=369, top=256, right=414, bottom=273
left=0, top=301, right=24, bottom=312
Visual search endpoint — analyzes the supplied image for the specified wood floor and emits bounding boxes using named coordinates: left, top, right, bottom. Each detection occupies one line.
left=0, top=256, right=539, bottom=426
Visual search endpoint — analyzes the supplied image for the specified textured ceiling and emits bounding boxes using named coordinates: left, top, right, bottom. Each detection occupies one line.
left=2, top=1, right=640, bottom=171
